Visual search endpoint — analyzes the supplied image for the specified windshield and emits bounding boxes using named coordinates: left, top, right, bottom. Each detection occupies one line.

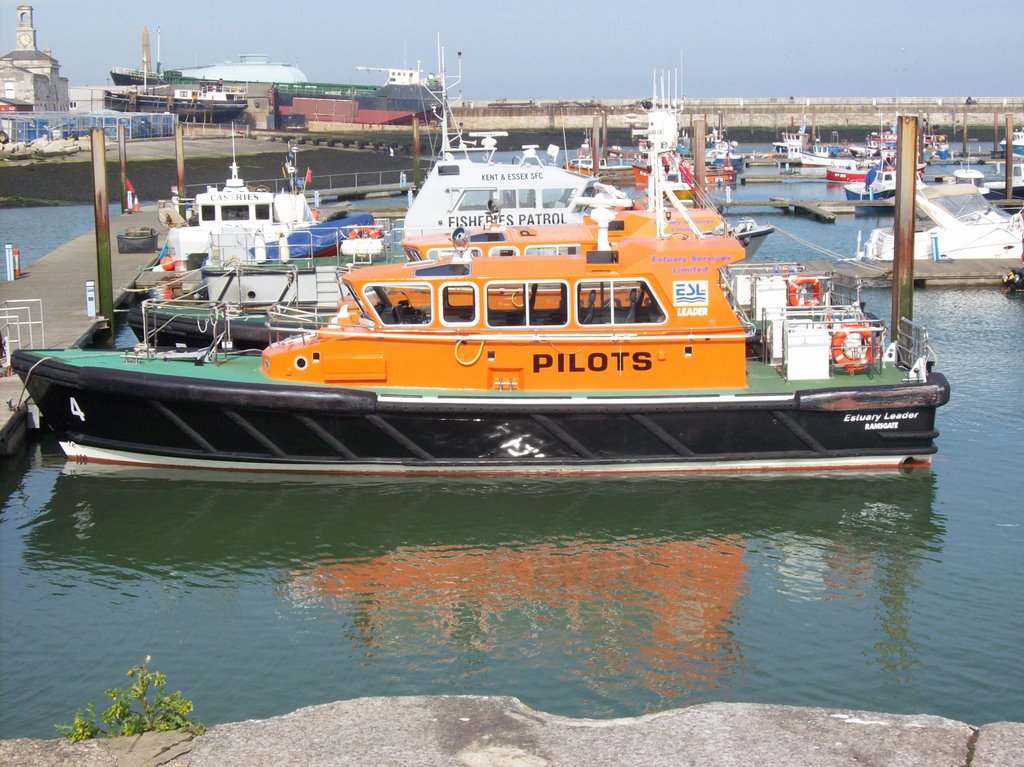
left=931, top=192, right=1010, bottom=221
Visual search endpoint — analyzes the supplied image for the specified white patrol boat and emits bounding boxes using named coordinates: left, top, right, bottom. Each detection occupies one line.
left=400, top=51, right=629, bottom=238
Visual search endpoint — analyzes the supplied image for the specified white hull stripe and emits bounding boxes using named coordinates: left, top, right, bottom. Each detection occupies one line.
left=60, top=442, right=932, bottom=476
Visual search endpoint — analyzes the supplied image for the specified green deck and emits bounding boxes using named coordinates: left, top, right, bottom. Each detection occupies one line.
left=27, top=349, right=913, bottom=398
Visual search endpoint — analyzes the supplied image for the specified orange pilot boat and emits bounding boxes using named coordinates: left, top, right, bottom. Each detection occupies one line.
left=11, top=108, right=948, bottom=475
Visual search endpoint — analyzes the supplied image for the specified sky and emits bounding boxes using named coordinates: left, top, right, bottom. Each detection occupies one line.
left=3, top=0, right=1021, bottom=100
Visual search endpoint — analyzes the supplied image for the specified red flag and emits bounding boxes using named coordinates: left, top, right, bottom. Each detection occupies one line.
left=304, top=167, right=313, bottom=186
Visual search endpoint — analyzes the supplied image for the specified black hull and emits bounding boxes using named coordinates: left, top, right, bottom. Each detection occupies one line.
left=127, top=303, right=277, bottom=351
left=103, top=92, right=248, bottom=124
left=13, top=351, right=950, bottom=475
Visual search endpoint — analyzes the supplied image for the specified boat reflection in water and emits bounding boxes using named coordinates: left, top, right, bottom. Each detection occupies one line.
left=18, top=459, right=942, bottom=720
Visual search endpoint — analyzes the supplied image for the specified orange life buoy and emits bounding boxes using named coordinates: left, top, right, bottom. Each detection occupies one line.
left=787, top=276, right=822, bottom=307
left=348, top=226, right=381, bottom=240
left=832, top=326, right=875, bottom=372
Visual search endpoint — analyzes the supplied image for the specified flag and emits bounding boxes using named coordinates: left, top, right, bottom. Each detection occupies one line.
left=304, top=167, right=313, bottom=187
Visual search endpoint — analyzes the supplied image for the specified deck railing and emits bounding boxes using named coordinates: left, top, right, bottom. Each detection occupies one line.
left=1, top=299, right=45, bottom=373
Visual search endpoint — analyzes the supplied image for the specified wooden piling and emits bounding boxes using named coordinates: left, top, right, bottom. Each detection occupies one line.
left=692, top=117, right=706, bottom=199
left=89, top=127, right=113, bottom=335
left=412, top=116, right=421, bottom=189
left=1005, top=114, right=1014, bottom=201
left=892, top=115, right=918, bottom=334
left=175, top=124, right=186, bottom=218
left=117, top=124, right=128, bottom=214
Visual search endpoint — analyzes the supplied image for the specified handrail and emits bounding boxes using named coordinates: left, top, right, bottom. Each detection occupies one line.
left=1, top=299, right=45, bottom=372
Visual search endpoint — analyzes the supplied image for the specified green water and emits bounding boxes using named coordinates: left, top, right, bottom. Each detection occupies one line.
left=2, top=190, right=1023, bottom=739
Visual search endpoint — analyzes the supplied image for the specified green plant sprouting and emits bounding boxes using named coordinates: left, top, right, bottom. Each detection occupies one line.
left=56, top=657, right=204, bottom=743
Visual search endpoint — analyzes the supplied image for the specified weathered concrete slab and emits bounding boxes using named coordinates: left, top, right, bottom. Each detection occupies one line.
left=0, top=736, right=115, bottom=767
left=103, top=730, right=195, bottom=767
left=3, top=696, right=1012, bottom=767
left=973, top=722, right=1024, bottom=767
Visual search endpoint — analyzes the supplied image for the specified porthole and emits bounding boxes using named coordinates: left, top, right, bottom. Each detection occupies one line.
left=295, top=356, right=308, bottom=370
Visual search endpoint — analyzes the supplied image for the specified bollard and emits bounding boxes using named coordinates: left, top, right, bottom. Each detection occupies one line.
left=400, top=172, right=407, bottom=191
left=12, top=249, right=21, bottom=278
left=4, top=243, right=12, bottom=281
left=931, top=232, right=941, bottom=262
left=85, top=281, right=97, bottom=317
left=313, top=190, right=321, bottom=208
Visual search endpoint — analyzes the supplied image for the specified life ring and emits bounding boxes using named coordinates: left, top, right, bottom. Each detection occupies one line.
left=348, top=227, right=381, bottom=240
left=787, top=276, right=822, bottom=307
left=831, top=326, right=874, bottom=372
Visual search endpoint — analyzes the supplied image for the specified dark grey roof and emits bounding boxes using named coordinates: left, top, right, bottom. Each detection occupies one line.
left=2, top=49, right=56, bottom=63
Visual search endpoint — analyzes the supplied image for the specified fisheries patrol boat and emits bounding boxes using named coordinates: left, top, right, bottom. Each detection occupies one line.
left=13, top=164, right=949, bottom=473
left=400, top=52, right=627, bottom=238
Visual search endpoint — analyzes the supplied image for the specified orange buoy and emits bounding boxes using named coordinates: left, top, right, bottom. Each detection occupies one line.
left=831, top=326, right=875, bottom=373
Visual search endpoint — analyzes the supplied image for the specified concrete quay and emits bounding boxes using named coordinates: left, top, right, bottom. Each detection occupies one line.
left=2, top=696, right=1022, bottom=767
left=0, top=207, right=163, bottom=454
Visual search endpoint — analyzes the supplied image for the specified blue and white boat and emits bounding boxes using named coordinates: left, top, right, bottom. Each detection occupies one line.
left=844, top=166, right=896, bottom=200
left=998, top=129, right=1024, bottom=157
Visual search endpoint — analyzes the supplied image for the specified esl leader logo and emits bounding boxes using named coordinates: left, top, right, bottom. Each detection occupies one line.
left=673, top=280, right=708, bottom=316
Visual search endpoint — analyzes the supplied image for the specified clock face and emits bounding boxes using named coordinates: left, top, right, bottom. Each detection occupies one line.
left=18, top=32, right=32, bottom=48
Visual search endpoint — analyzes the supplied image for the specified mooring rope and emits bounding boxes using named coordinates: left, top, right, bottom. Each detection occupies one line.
left=769, top=223, right=893, bottom=274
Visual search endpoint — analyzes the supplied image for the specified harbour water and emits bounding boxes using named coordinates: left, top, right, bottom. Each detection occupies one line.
left=2, top=169, right=1023, bottom=739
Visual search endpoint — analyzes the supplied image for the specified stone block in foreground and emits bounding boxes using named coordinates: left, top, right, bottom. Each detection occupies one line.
left=4, top=696, right=1021, bottom=767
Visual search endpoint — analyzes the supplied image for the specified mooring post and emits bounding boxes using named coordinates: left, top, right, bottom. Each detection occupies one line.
left=692, top=117, right=706, bottom=200
left=892, top=115, right=918, bottom=342
left=1005, top=114, right=1014, bottom=201
left=175, top=123, right=186, bottom=219
left=412, top=116, right=421, bottom=190
left=961, top=102, right=968, bottom=157
left=117, top=124, right=128, bottom=214
left=601, top=111, right=608, bottom=159
left=90, top=128, right=114, bottom=336
left=591, top=114, right=600, bottom=174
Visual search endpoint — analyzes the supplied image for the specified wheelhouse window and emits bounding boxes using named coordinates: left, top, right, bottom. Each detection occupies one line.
left=254, top=204, right=271, bottom=221
left=486, top=281, right=568, bottom=327
left=441, top=284, right=477, bottom=325
left=425, top=246, right=483, bottom=260
left=221, top=205, right=251, bottom=221
left=199, top=204, right=216, bottom=222
left=363, top=283, right=432, bottom=326
left=455, top=189, right=495, bottom=211
left=523, top=244, right=580, bottom=256
left=576, top=279, right=666, bottom=325
left=542, top=188, right=577, bottom=209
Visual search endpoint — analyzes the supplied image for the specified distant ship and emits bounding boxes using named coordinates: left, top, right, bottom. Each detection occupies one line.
left=273, top=67, right=442, bottom=127
left=103, top=83, right=249, bottom=124
left=110, top=53, right=309, bottom=87
left=109, top=52, right=440, bottom=127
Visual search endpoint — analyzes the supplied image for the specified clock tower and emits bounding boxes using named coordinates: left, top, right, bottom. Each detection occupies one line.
left=16, top=4, right=36, bottom=51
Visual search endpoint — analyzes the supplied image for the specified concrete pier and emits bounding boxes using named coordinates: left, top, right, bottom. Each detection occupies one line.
left=2, top=696, right=1022, bottom=767
left=0, top=207, right=162, bottom=454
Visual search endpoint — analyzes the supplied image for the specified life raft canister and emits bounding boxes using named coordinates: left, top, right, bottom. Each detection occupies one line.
left=831, top=325, right=875, bottom=373
left=787, top=276, right=822, bottom=307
